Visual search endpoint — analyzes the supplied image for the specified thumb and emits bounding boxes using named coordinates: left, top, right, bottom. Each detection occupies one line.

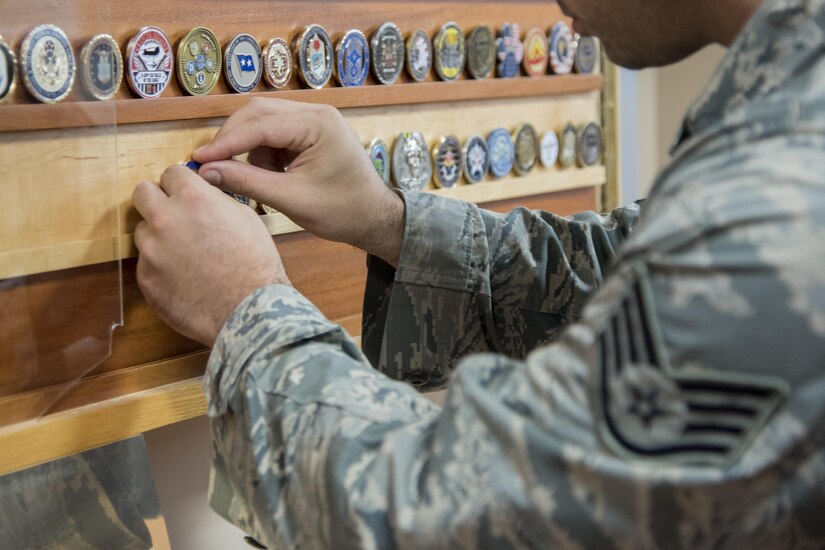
left=199, top=159, right=295, bottom=209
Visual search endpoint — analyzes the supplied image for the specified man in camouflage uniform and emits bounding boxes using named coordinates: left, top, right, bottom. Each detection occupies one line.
left=133, top=0, right=825, bottom=546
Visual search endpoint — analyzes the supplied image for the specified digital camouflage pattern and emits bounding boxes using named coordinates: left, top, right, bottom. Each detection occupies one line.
left=205, top=0, right=825, bottom=547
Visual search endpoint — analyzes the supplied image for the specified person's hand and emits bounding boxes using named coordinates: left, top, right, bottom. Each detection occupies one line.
left=133, top=165, right=289, bottom=346
left=192, top=98, right=405, bottom=266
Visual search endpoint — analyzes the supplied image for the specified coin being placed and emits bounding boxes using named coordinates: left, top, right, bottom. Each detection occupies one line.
left=496, top=23, right=523, bottom=78
left=78, top=34, right=122, bottom=101
left=405, top=29, right=432, bottom=82
left=20, top=25, right=75, bottom=104
left=432, top=135, right=463, bottom=189
left=559, top=123, right=578, bottom=168
left=126, top=26, right=173, bottom=99
left=578, top=122, right=604, bottom=166
left=296, top=24, right=333, bottom=89
left=225, top=33, right=262, bottom=93
left=487, top=128, right=515, bottom=178
left=392, top=132, right=432, bottom=191
left=574, top=35, right=599, bottom=74
left=177, top=27, right=221, bottom=95
left=263, top=38, right=292, bottom=88
left=549, top=22, right=575, bottom=75
left=513, top=123, right=539, bottom=176
left=226, top=192, right=257, bottom=210
left=466, top=25, right=495, bottom=79
left=260, top=203, right=278, bottom=215
left=366, top=138, right=391, bottom=185
left=463, top=135, right=490, bottom=184
left=335, top=29, right=370, bottom=87
left=522, top=27, right=548, bottom=77
left=0, top=35, right=18, bottom=103
left=540, top=130, right=560, bottom=167
left=433, top=22, right=465, bottom=81
left=371, top=22, right=405, bottom=85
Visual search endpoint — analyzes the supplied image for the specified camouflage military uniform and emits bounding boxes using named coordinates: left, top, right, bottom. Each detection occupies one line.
left=205, top=0, right=825, bottom=547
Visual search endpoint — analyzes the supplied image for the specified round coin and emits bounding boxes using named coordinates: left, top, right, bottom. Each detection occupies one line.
left=522, top=27, right=549, bottom=77
left=225, top=33, right=262, bottom=93
left=432, top=135, right=463, bottom=188
left=487, top=128, right=515, bottom=178
left=463, top=135, right=490, bottom=184
left=296, top=24, right=333, bottom=89
left=559, top=123, right=578, bottom=168
left=574, top=35, right=599, bottom=74
left=392, top=132, right=432, bottom=191
left=79, top=34, right=122, bottom=101
left=540, top=130, right=560, bottom=167
left=549, top=22, right=575, bottom=75
left=433, top=22, right=465, bottom=81
left=177, top=27, right=221, bottom=95
left=466, top=25, right=495, bottom=79
left=335, top=29, right=370, bottom=87
left=578, top=122, right=603, bottom=166
left=405, top=29, right=432, bottom=82
left=20, top=25, right=75, bottom=104
left=496, top=23, right=524, bottom=78
left=263, top=38, right=292, bottom=88
left=0, top=36, right=18, bottom=103
left=126, top=26, right=173, bottom=99
left=371, top=22, right=405, bottom=85
left=513, top=123, right=539, bottom=175
left=366, top=138, right=391, bottom=185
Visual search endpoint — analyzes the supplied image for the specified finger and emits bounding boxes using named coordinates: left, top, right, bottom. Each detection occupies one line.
left=207, top=98, right=313, bottom=144
left=133, top=220, right=149, bottom=252
left=132, top=181, right=168, bottom=221
left=158, top=163, right=210, bottom=197
left=198, top=159, right=297, bottom=208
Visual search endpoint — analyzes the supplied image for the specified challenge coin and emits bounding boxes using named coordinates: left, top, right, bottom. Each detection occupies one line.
left=367, top=138, right=391, bottom=185
left=574, top=35, right=599, bottom=74
left=496, top=23, right=523, bottom=78
left=522, top=27, right=548, bottom=76
left=540, top=130, right=559, bottom=167
left=177, top=27, right=221, bottom=96
left=559, top=123, right=578, bottom=168
left=296, top=24, right=333, bottom=89
left=406, top=29, right=432, bottom=82
left=487, top=128, right=515, bottom=178
left=392, top=132, right=432, bottom=191
left=371, top=22, right=405, bottom=85
left=225, top=33, right=262, bottom=93
left=466, top=25, right=495, bottom=79
left=20, top=25, right=75, bottom=104
left=463, top=135, right=490, bottom=184
left=432, top=135, right=463, bottom=188
left=0, top=36, right=18, bottom=103
left=433, top=22, right=465, bottom=81
left=126, top=26, right=173, bottom=99
left=578, top=122, right=603, bottom=166
left=335, top=30, right=370, bottom=87
left=79, top=34, right=122, bottom=101
left=263, top=38, right=292, bottom=88
left=549, top=22, right=575, bottom=75
left=513, top=123, right=539, bottom=175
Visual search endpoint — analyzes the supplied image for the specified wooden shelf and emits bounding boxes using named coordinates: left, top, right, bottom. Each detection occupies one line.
left=0, top=75, right=603, bottom=132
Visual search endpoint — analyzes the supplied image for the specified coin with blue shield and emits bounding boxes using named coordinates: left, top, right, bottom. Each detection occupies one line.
left=487, top=128, right=515, bottom=178
left=335, top=30, right=369, bottom=87
left=296, top=24, right=333, bottom=89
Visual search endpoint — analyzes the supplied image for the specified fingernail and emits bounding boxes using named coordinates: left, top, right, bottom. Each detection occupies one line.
left=202, top=170, right=222, bottom=186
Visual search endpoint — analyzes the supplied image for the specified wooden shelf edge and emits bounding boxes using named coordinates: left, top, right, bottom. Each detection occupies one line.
left=0, top=75, right=603, bottom=132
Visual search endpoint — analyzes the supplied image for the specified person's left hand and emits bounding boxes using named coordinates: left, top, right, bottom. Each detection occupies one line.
left=133, top=164, right=289, bottom=346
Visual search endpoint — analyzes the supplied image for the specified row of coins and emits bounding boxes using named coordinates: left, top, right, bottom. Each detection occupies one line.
left=366, top=122, right=604, bottom=191
left=0, top=21, right=597, bottom=104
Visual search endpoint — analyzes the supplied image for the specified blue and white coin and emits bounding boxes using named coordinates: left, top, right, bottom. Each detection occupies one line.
left=21, top=25, right=75, bottom=104
left=224, top=33, right=263, bottom=93
left=540, top=130, right=560, bottom=167
left=296, top=24, right=333, bottom=89
left=462, top=135, right=490, bottom=184
left=335, top=30, right=369, bottom=87
left=0, top=36, right=17, bottom=103
left=487, top=128, right=515, bottom=178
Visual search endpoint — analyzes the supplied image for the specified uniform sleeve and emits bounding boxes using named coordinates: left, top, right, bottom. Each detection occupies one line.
left=362, top=191, right=642, bottom=390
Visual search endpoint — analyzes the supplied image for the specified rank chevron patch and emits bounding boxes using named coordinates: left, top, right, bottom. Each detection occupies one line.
left=593, top=264, right=789, bottom=467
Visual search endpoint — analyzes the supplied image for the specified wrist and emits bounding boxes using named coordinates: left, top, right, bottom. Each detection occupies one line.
left=355, top=188, right=406, bottom=267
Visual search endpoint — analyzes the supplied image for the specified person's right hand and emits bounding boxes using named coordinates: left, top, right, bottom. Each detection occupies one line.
left=193, top=98, right=405, bottom=266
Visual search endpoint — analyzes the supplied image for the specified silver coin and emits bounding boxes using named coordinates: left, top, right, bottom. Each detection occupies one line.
left=559, top=123, right=578, bottom=168
left=462, top=135, right=490, bottom=184
left=371, top=22, right=405, bottom=85
left=392, top=132, right=432, bottom=190
left=578, top=122, right=603, bottom=166
left=513, top=123, right=539, bottom=176
left=540, top=130, right=559, bottom=167
left=574, top=35, right=599, bottom=74
left=406, top=29, right=432, bottom=82
left=432, top=135, right=463, bottom=189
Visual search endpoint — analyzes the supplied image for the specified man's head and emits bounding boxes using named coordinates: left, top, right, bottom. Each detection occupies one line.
left=557, top=0, right=763, bottom=69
